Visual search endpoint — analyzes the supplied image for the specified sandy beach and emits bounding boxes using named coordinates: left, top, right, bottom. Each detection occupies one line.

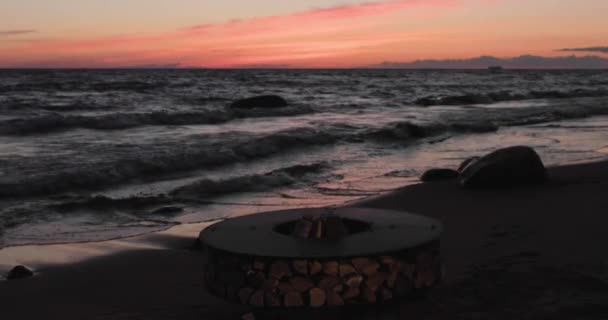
left=2, top=160, right=608, bottom=319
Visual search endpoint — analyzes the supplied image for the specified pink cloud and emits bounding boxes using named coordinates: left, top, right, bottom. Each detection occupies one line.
left=0, top=0, right=462, bottom=67
left=187, top=0, right=460, bottom=36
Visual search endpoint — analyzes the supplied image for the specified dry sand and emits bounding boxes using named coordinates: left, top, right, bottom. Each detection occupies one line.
left=2, top=161, right=608, bottom=319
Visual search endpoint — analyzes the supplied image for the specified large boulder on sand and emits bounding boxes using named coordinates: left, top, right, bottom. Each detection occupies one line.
left=229, top=95, right=288, bottom=110
left=7, top=265, right=34, bottom=280
left=420, top=168, right=459, bottom=182
left=457, top=156, right=480, bottom=173
left=459, top=146, right=547, bottom=188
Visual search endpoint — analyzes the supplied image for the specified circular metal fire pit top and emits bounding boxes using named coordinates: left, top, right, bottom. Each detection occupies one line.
left=200, top=207, right=442, bottom=259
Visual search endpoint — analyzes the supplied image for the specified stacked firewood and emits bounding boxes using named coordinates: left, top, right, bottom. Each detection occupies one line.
left=204, top=244, right=441, bottom=308
left=291, top=214, right=348, bottom=240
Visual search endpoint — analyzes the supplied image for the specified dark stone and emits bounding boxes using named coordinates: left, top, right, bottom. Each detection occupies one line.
left=459, top=146, right=547, bottom=188
left=229, top=95, right=288, bottom=110
left=7, top=265, right=33, bottom=280
left=420, top=168, right=459, bottom=182
left=458, top=156, right=480, bottom=173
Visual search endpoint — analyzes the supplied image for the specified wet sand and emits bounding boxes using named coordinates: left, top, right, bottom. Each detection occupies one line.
left=2, top=161, right=608, bottom=319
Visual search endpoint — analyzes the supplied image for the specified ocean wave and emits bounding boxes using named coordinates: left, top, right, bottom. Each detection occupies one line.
left=415, top=89, right=608, bottom=106
left=46, top=163, right=332, bottom=213
left=0, top=80, right=168, bottom=93
left=0, top=128, right=340, bottom=197
left=368, top=121, right=498, bottom=141
left=0, top=105, right=314, bottom=135
left=0, top=121, right=458, bottom=197
left=49, top=195, right=171, bottom=212
left=2, top=98, right=608, bottom=198
left=0, top=119, right=502, bottom=197
left=171, top=162, right=330, bottom=198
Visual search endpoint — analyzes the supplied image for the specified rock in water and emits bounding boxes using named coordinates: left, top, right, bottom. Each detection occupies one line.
left=229, top=95, right=288, bottom=109
left=7, top=265, right=34, bottom=280
left=420, top=168, right=459, bottom=182
left=459, top=146, right=547, bottom=188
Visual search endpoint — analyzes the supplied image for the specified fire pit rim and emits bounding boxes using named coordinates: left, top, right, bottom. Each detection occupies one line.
left=199, top=207, right=442, bottom=259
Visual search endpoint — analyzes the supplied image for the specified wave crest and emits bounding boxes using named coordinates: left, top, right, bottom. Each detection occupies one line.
left=416, top=89, right=608, bottom=106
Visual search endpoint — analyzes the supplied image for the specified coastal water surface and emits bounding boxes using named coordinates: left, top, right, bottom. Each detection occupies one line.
left=1, top=69, right=608, bottom=247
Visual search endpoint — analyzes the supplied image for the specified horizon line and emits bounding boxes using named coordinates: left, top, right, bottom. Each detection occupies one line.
left=2, top=67, right=607, bottom=70
left=3, top=54, right=608, bottom=70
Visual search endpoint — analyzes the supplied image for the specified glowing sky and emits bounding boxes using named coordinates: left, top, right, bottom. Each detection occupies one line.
left=1, top=0, right=607, bottom=68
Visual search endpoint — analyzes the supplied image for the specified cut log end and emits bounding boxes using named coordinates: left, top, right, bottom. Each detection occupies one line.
left=309, top=288, right=327, bottom=308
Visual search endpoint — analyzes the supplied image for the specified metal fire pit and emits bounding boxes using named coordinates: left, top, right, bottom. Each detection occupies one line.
left=199, top=207, right=443, bottom=308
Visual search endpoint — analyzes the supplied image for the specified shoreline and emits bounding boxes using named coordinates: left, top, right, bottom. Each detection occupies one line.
left=2, top=159, right=608, bottom=319
left=1, top=155, right=603, bottom=258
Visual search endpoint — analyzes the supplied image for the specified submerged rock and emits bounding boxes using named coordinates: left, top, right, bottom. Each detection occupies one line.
left=420, top=169, right=459, bottom=182
left=459, top=146, right=547, bottom=188
left=229, top=95, right=288, bottom=109
left=7, top=265, right=34, bottom=280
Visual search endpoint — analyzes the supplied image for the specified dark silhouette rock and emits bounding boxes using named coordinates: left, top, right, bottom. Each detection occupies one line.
left=420, top=169, right=459, bottom=182
left=7, top=265, right=34, bottom=280
left=229, top=95, right=288, bottom=110
left=458, top=156, right=480, bottom=173
left=460, top=146, right=547, bottom=188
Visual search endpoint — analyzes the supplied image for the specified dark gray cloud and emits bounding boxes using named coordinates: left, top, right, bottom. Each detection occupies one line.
left=231, top=63, right=293, bottom=69
left=558, top=47, right=608, bottom=54
left=119, top=63, right=181, bottom=69
left=0, top=29, right=36, bottom=36
left=372, top=55, right=608, bottom=69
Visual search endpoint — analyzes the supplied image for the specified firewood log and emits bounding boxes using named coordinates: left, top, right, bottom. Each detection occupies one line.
left=249, top=290, right=265, bottom=307
left=238, top=287, right=254, bottom=305
left=284, top=292, right=304, bottom=307
left=323, top=261, right=339, bottom=276
left=309, top=288, right=327, bottom=307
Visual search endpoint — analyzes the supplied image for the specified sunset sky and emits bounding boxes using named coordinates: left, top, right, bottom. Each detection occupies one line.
left=1, top=0, right=607, bottom=68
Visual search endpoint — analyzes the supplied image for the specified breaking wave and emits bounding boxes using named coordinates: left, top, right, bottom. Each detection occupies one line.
left=46, top=162, right=332, bottom=213
left=0, top=105, right=314, bottom=135
left=170, top=162, right=331, bottom=198
left=3, top=96, right=608, bottom=198
left=415, top=89, right=608, bottom=106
